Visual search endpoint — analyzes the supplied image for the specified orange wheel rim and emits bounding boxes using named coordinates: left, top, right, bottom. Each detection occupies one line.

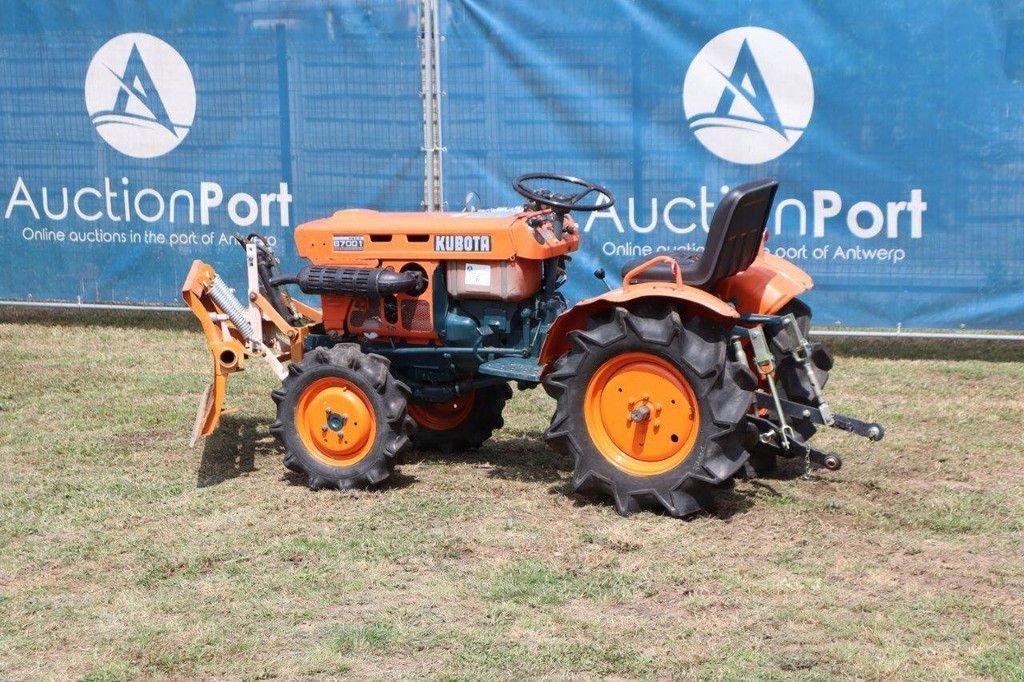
left=584, top=352, right=700, bottom=476
left=296, top=377, right=376, bottom=467
left=408, top=393, right=476, bottom=431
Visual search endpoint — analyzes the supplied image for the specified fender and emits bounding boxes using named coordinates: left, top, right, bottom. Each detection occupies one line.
left=539, top=256, right=739, bottom=369
left=715, top=250, right=813, bottom=316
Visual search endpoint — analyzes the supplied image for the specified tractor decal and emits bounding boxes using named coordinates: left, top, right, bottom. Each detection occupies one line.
left=332, top=235, right=364, bottom=251
left=434, top=235, right=491, bottom=252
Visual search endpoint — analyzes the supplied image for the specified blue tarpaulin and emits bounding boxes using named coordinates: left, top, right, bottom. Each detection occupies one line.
left=0, top=1, right=423, bottom=303
left=1, top=0, right=1022, bottom=329
left=440, top=0, right=1024, bottom=329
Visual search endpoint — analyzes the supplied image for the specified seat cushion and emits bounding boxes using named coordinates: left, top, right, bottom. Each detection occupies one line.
left=620, top=251, right=702, bottom=285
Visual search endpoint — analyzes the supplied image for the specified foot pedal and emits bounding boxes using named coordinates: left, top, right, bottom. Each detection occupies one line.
left=477, top=356, right=543, bottom=383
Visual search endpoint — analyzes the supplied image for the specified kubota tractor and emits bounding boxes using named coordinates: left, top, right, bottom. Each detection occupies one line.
left=182, top=174, right=884, bottom=517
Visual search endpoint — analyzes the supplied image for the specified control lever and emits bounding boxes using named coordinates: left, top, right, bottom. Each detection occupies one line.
left=551, top=211, right=564, bottom=239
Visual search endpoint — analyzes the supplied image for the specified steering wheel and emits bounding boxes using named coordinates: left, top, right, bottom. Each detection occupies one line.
left=513, top=173, right=615, bottom=213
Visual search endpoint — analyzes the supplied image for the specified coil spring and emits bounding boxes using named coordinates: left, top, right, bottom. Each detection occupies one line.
left=209, top=275, right=256, bottom=342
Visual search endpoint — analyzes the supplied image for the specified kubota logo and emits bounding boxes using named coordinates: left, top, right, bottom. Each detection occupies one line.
left=683, top=27, right=814, bottom=165
left=84, top=33, right=196, bottom=159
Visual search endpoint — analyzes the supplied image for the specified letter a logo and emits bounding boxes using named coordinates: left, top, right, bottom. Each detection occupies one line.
left=712, top=39, right=786, bottom=137
left=109, top=44, right=177, bottom=136
left=85, top=33, right=196, bottom=158
left=683, top=27, right=814, bottom=164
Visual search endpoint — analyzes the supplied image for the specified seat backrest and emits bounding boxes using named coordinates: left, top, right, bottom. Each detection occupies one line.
left=688, top=178, right=778, bottom=288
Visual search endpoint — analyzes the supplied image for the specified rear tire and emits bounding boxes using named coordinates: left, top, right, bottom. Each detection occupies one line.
left=408, top=384, right=512, bottom=452
left=768, top=299, right=833, bottom=410
left=270, top=345, right=414, bottom=490
left=544, top=306, right=756, bottom=518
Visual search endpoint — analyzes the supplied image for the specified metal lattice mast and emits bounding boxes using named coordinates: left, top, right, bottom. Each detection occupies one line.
left=419, top=0, right=444, bottom=211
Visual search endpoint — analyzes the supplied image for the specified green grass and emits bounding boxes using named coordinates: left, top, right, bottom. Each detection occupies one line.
left=481, top=559, right=641, bottom=606
left=1, top=307, right=1023, bottom=679
left=972, top=640, right=1024, bottom=681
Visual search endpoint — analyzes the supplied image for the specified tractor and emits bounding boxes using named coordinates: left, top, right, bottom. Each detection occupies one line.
left=182, top=173, right=884, bottom=517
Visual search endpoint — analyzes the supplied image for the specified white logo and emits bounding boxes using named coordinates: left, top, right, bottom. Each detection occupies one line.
left=434, top=235, right=491, bottom=252
left=683, top=27, right=813, bottom=165
left=85, top=33, right=196, bottom=159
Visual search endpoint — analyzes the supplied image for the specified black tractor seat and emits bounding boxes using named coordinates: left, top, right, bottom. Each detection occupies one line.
left=620, top=178, right=779, bottom=290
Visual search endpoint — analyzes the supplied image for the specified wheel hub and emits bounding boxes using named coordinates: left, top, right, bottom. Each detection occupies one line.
left=408, top=393, right=476, bottom=432
left=297, top=378, right=375, bottom=464
left=584, top=352, right=700, bottom=476
left=324, top=409, right=347, bottom=433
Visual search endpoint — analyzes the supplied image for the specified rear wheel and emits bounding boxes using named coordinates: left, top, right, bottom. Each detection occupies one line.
left=271, top=345, right=413, bottom=489
left=544, top=306, right=756, bottom=517
left=408, top=384, right=512, bottom=452
left=769, top=299, right=833, bottom=409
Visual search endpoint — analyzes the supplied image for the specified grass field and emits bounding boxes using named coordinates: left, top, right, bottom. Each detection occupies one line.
left=1, top=307, right=1023, bottom=680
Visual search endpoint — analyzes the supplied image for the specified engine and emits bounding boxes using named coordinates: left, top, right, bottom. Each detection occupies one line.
left=285, top=207, right=578, bottom=354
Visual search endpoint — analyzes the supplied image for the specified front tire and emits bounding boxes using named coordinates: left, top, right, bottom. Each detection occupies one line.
left=544, top=306, right=756, bottom=518
left=270, top=345, right=414, bottom=490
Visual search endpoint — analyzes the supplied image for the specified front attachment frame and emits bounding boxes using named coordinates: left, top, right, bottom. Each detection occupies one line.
left=181, top=237, right=320, bottom=445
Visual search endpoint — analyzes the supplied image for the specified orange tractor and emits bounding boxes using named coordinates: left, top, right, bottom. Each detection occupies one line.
left=182, top=174, right=884, bottom=517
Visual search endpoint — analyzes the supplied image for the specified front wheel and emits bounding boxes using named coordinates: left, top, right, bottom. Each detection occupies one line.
left=270, top=345, right=414, bottom=489
left=544, top=306, right=756, bottom=517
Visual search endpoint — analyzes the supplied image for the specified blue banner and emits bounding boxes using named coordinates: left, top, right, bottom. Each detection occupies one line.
left=0, top=1, right=423, bottom=304
left=3, top=0, right=1023, bottom=330
left=440, top=0, right=1024, bottom=330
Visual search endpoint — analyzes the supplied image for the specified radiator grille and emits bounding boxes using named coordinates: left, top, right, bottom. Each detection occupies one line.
left=401, top=299, right=432, bottom=331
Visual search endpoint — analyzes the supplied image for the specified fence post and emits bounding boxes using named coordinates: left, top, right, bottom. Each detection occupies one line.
left=419, top=0, right=444, bottom=211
